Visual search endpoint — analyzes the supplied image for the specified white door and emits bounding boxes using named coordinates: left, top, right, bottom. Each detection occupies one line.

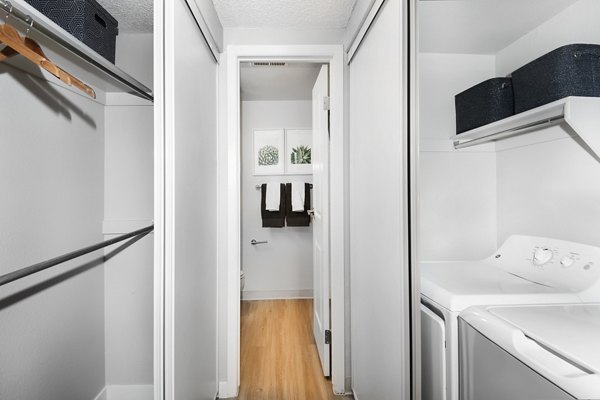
left=312, top=64, right=331, bottom=376
left=159, top=0, right=219, bottom=398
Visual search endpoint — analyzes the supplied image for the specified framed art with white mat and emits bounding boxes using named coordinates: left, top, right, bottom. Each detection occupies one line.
left=254, top=129, right=285, bottom=175
left=285, top=129, right=312, bottom=175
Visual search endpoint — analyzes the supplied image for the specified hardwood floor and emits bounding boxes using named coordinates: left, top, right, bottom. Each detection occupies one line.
left=235, top=299, right=352, bottom=400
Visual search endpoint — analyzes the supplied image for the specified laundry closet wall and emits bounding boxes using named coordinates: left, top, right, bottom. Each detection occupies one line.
left=241, top=100, right=313, bottom=300
left=494, top=0, right=600, bottom=246
left=418, top=53, right=497, bottom=261
left=0, top=44, right=105, bottom=399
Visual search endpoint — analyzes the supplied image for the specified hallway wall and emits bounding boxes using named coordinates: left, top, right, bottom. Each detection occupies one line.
left=241, top=100, right=313, bottom=300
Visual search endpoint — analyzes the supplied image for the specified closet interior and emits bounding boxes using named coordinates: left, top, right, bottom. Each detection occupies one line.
left=0, top=1, right=154, bottom=399
left=418, top=1, right=600, bottom=399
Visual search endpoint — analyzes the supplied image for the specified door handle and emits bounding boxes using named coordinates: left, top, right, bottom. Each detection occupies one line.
left=250, top=239, right=268, bottom=245
left=307, top=209, right=315, bottom=217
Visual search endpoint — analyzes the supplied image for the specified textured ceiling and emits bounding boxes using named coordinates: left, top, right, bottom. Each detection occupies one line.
left=96, top=0, right=154, bottom=33
left=419, top=0, right=579, bottom=54
left=213, top=0, right=357, bottom=28
left=240, top=63, right=321, bottom=101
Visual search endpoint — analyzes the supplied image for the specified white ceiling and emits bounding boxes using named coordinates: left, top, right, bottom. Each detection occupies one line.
left=419, top=0, right=579, bottom=54
left=212, top=0, right=357, bottom=28
left=240, top=63, right=322, bottom=101
left=96, top=0, right=154, bottom=33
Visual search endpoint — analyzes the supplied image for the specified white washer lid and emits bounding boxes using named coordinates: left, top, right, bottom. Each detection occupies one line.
left=421, top=261, right=580, bottom=312
left=491, top=304, right=600, bottom=374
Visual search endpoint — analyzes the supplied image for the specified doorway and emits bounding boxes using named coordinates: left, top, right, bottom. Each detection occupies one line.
left=237, top=61, right=329, bottom=396
left=221, top=45, right=346, bottom=397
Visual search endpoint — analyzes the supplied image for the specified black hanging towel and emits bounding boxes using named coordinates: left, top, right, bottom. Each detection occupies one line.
left=285, top=183, right=311, bottom=227
left=261, top=183, right=285, bottom=228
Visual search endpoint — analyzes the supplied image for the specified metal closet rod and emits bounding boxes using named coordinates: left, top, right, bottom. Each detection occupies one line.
left=453, top=116, right=565, bottom=150
left=0, top=0, right=153, bottom=102
left=0, top=224, right=154, bottom=287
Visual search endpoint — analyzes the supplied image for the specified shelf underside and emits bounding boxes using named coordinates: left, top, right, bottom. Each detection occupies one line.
left=0, top=0, right=153, bottom=101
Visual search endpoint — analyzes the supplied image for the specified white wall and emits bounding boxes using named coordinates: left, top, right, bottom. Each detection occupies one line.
left=494, top=0, right=600, bottom=246
left=114, top=33, right=154, bottom=91
left=241, top=100, right=313, bottom=300
left=104, top=32, right=154, bottom=395
left=349, top=0, right=409, bottom=398
left=418, top=53, right=498, bottom=261
left=495, top=0, right=600, bottom=76
left=224, top=27, right=345, bottom=47
left=162, top=0, right=219, bottom=398
left=0, top=60, right=105, bottom=399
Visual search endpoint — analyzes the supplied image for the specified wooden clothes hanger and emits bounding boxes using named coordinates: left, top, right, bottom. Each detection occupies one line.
left=0, top=23, right=96, bottom=99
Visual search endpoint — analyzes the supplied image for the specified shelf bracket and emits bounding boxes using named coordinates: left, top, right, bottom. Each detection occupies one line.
left=564, top=97, right=600, bottom=159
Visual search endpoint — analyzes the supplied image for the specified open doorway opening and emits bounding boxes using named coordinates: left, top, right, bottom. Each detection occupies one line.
left=237, top=61, right=336, bottom=398
left=222, top=45, right=346, bottom=398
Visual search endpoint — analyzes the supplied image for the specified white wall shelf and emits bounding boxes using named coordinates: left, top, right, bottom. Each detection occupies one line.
left=453, top=97, right=600, bottom=156
left=0, top=0, right=153, bottom=101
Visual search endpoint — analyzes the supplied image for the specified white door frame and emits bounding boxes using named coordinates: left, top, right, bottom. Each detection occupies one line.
left=223, top=45, right=346, bottom=396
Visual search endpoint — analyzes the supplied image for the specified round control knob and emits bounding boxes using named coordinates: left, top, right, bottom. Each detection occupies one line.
left=533, top=248, right=553, bottom=266
left=560, top=256, right=575, bottom=268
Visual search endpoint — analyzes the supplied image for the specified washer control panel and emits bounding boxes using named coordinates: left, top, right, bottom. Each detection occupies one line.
left=488, top=235, right=600, bottom=293
left=533, top=247, right=554, bottom=266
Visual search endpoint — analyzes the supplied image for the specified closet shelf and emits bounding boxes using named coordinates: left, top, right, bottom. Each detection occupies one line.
left=0, top=0, right=153, bottom=101
left=453, top=97, right=600, bottom=156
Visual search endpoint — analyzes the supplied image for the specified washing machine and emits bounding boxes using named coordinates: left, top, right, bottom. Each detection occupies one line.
left=459, top=304, right=600, bottom=399
left=420, top=235, right=600, bottom=400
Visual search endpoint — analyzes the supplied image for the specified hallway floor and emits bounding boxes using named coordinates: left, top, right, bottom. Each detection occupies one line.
left=236, top=299, right=353, bottom=400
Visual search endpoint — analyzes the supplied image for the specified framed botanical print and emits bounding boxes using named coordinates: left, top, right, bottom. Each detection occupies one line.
left=285, top=129, right=312, bottom=175
left=253, top=129, right=285, bottom=175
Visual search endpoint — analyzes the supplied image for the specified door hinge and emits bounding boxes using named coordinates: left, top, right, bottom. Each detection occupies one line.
left=323, top=96, right=330, bottom=111
left=325, top=329, right=332, bottom=345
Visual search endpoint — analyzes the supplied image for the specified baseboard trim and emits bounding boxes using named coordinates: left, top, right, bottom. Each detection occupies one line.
left=218, top=380, right=237, bottom=399
left=241, top=289, right=313, bottom=301
left=93, top=387, right=107, bottom=400
left=105, top=384, right=153, bottom=400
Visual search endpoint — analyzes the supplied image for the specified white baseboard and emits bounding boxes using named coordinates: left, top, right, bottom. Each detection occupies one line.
left=105, top=384, right=153, bottom=400
left=218, top=380, right=237, bottom=399
left=93, top=387, right=107, bottom=400
left=241, top=289, right=313, bottom=301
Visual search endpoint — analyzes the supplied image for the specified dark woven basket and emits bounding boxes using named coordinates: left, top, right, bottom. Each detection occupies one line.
left=512, top=44, right=600, bottom=114
left=455, top=77, right=514, bottom=134
left=25, top=0, right=118, bottom=63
